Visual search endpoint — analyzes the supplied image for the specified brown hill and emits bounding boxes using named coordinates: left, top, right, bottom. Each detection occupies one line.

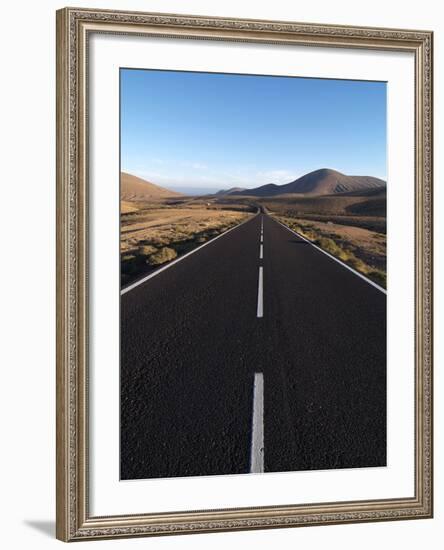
left=121, top=172, right=184, bottom=201
left=233, top=169, right=386, bottom=197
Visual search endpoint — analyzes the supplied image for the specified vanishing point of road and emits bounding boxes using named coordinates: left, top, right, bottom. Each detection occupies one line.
left=120, top=211, right=386, bottom=480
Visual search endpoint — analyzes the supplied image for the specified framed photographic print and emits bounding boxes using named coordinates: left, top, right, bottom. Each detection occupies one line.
left=56, top=7, right=433, bottom=541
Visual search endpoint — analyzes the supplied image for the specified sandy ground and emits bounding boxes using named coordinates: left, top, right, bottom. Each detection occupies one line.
left=306, top=219, right=386, bottom=258
left=121, top=207, right=251, bottom=255
left=278, top=216, right=386, bottom=274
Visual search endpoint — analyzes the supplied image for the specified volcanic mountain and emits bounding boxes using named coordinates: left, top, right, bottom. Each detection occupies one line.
left=121, top=172, right=184, bottom=201
left=215, top=187, right=247, bottom=196
left=231, top=168, right=386, bottom=197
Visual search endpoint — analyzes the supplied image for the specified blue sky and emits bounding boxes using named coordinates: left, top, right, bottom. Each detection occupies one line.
left=121, top=69, right=386, bottom=193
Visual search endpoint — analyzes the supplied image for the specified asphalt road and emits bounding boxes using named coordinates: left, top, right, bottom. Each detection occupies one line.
left=120, top=212, right=386, bottom=480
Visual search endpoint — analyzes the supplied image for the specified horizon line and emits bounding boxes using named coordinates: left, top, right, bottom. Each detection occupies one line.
left=121, top=167, right=388, bottom=192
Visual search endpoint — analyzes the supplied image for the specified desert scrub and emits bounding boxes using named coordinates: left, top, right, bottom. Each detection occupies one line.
left=120, top=246, right=176, bottom=284
left=314, top=237, right=350, bottom=262
left=274, top=214, right=386, bottom=289
left=366, top=269, right=386, bottom=287
left=120, top=208, right=251, bottom=286
left=138, top=244, right=157, bottom=256
left=278, top=217, right=317, bottom=241
left=147, top=247, right=177, bottom=266
left=346, top=256, right=369, bottom=271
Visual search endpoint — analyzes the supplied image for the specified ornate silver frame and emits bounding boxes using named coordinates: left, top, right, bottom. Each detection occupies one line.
left=56, top=7, right=433, bottom=541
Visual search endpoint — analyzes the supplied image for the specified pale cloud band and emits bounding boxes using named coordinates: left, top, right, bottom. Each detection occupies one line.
left=125, top=161, right=306, bottom=191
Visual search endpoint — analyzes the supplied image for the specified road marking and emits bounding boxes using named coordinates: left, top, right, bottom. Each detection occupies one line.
left=250, top=372, right=264, bottom=473
left=121, top=214, right=258, bottom=295
left=272, top=217, right=387, bottom=295
left=259, top=243, right=263, bottom=259
left=257, top=266, right=263, bottom=318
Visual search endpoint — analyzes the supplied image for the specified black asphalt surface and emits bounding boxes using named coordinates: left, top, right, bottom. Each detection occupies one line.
left=120, top=213, right=386, bottom=480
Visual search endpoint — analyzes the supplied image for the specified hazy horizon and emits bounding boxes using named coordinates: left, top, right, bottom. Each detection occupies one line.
left=121, top=69, right=387, bottom=191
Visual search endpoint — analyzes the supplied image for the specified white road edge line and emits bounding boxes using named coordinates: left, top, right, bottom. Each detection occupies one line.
left=250, top=372, right=264, bottom=473
left=257, top=266, right=264, bottom=318
left=121, top=214, right=258, bottom=295
left=259, top=243, right=263, bottom=259
left=273, top=217, right=387, bottom=295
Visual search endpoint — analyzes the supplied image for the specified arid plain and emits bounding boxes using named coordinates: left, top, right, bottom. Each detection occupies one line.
left=121, top=168, right=386, bottom=288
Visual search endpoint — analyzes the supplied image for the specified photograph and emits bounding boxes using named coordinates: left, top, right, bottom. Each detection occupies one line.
left=55, top=6, right=433, bottom=540
left=119, top=68, right=387, bottom=480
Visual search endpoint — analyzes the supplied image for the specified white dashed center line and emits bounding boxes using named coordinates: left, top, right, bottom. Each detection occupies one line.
left=250, top=372, right=264, bottom=473
left=257, top=218, right=264, bottom=316
left=257, top=266, right=263, bottom=318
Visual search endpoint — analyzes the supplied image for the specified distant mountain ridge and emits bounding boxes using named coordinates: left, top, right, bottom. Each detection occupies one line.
left=215, top=187, right=247, bottom=196
left=227, top=169, right=386, bottom=197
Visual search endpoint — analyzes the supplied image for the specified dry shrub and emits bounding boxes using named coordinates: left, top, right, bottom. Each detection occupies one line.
left=315, top=237, right=350, bottom=262
left=138, top=245, right=157, bottom=257
left=368, top=270, right=387, bottom=287
left=275, top=214, right=386, bottom=289
left=347, top=256, right=369, bottom=272
left=148, top=247, right=177, bottom=266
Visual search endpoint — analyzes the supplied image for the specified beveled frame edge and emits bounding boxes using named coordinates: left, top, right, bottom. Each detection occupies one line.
left=55, top=6, right=433, bottom=542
